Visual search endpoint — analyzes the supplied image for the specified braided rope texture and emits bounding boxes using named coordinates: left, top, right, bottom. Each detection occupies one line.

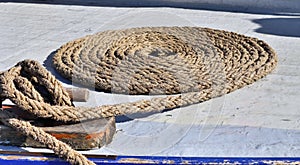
left=0, top=61, right=96, bottom=165
left=53, top=26, right=277, bottom=101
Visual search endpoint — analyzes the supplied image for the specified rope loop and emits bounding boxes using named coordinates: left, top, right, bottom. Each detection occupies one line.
left=0, top=60, right=96, bottom=165
left=0, top=60, right=77, bottom=121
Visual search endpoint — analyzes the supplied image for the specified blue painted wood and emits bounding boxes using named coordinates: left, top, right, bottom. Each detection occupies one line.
left=0, top=153, right=300, bottom=165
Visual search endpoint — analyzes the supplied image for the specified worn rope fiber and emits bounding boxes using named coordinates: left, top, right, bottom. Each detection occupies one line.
left=53, top=26, right=277, bottom=112
left=0, top=61, right=95, bottom=165
left=0, top=27, right=277, bottom=165
left=0, top=111, right=94, bottom=165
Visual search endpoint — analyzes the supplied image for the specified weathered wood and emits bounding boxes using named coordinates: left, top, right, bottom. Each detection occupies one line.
left=65, top=88, right=89, bottom=102
left=0, top=105, right=115, bottom=150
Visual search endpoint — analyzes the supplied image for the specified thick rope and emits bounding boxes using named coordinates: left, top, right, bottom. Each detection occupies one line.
left=53, top=27, right=277, bottom=96
left=0, top=110, right=94, bottom=165
left=52, top=26, right=278, bottom=122
left=0, top=26, right=277, bottom=165
left=0, top=60, right=218, bottom=123
left=0, top=61, right=96, bottom=165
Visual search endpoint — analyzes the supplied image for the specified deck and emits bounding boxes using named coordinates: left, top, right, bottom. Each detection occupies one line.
left=0, top=0, right=299, bottom=164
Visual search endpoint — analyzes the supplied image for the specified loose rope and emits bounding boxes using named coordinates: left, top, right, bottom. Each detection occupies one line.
left=0, top=61, right=95, bottom=165
left=0, top=111, right=94, bottom=165
left=0, top=27, right=277, bottom=165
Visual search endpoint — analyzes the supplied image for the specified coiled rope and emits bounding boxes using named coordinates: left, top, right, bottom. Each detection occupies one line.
left=53, top=27, right=277, bottom=95
left=0, top=27, right=277, bottom=165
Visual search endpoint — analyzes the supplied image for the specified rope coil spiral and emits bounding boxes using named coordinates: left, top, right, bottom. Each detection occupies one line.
left=53, top=27, right=277, bottom=95
left=0, top=26, right=277, bottom=165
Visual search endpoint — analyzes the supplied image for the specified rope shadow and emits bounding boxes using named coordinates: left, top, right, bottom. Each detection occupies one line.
left=43, top=50, right=73, bottom=85
left=2, top=0, right=300, bottom=16
left=252, top=18, right=300, bottom=38
left=0, top=145, right=28, bottom=152
left=44, top=51, right=108, bottom=92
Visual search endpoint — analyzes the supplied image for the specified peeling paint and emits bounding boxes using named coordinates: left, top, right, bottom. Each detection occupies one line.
left=162, top=159, right=175, bottom=164
left=118, top=158, right=157, bottom=164
left=261, top=160, right=300, bottom=164
left=0, top=155, right=49, bottom=161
